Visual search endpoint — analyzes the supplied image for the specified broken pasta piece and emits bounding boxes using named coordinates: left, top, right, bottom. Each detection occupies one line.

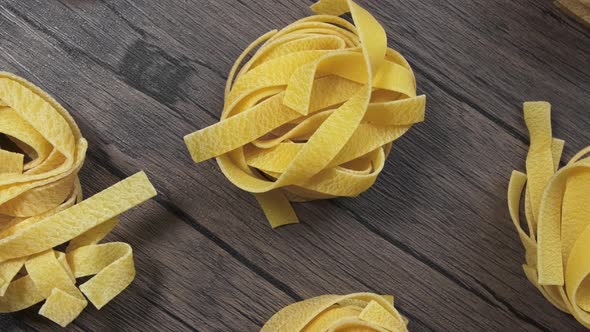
left=262, top=292, right=409, bottom=332
left=0, top=72, right=157, bottom=326
left=184, top=0, right=426, bottom=228
left=508, top=101, right=590, bottom=329
left=556, top=0, right=590, bottom=27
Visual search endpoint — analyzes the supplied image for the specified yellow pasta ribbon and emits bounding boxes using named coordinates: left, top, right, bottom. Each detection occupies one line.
left=184, top=0, right=426, bottom=228
left=0, top=72, right=157, bottom=326
left=508, top=101, right=590, bottom=328
left=261, top=292, right=409, bottom=332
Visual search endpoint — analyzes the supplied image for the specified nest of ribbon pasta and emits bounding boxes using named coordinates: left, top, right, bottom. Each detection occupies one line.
left=261, top=292, right=408, bottom=332
left=0, top=72, right=156, bottom=327
left=509, top=102, right=590, bottom=329
left=184, top=0, right=426, bottom=228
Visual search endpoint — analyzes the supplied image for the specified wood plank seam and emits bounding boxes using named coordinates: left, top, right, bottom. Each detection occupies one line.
left=413, top=64, right=576, bottom=170
left=81, top=150, right=292, bottom=330
left=89, top=136, right=550, bottom=332
left=142, top=296, right=198, bottom=331
left=84, top=147, right=304, bottom=302
left=330, top=200, right=552, bottom=332
left=547, top=4, right=590, bottom=36
left=84, top=117, right=546, bottom=330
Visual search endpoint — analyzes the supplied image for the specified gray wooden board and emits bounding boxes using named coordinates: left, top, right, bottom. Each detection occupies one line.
left=0, top=0, right=588, bottom=331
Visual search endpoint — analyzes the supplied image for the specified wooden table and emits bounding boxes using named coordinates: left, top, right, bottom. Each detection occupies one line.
left=1, top=0, right=589, bottom=331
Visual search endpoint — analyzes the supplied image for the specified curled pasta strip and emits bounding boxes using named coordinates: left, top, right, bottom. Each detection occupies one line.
left=508, top=101, right=590, bottom=328
left=0, top=72, right=157, bottom=326
left=184, top=0, right=426, bottom=228
left=262, top=292, right=408, bottom=332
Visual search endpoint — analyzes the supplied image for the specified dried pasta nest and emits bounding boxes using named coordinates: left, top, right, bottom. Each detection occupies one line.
left=0, top=72, right=156, bottom=327
left=184, top=0, right=426, bottom=228
left=509, top=101, right=590, bottom=329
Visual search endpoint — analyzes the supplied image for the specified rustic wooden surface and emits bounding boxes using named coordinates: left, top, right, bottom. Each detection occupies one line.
left=1, top=0, right=589, bottom=331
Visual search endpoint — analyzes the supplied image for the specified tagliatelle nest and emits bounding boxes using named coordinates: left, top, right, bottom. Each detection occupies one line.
left=0, top=72, right=156, bottom=327
left=184, top=0, right=426, bottom=228
left=261, top=292, right=408, bottom=332
left=509, top=102, right=590, bottom=329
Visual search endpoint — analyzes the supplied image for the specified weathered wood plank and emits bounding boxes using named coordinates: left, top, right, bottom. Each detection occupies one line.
left=0, top=0, right=588, bottom=331
left=0, top=314, right=34, bottom=332
left=0, top=3, right=535, bottom=330
left=331, top=77, right=583, bottom=331
left=361, top=0, right=590, bottom=154
left=341, top=1, right=590, bottom=330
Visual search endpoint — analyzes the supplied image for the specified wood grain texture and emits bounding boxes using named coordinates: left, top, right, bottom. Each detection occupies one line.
left=0, top=0, right=588, bottom=331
